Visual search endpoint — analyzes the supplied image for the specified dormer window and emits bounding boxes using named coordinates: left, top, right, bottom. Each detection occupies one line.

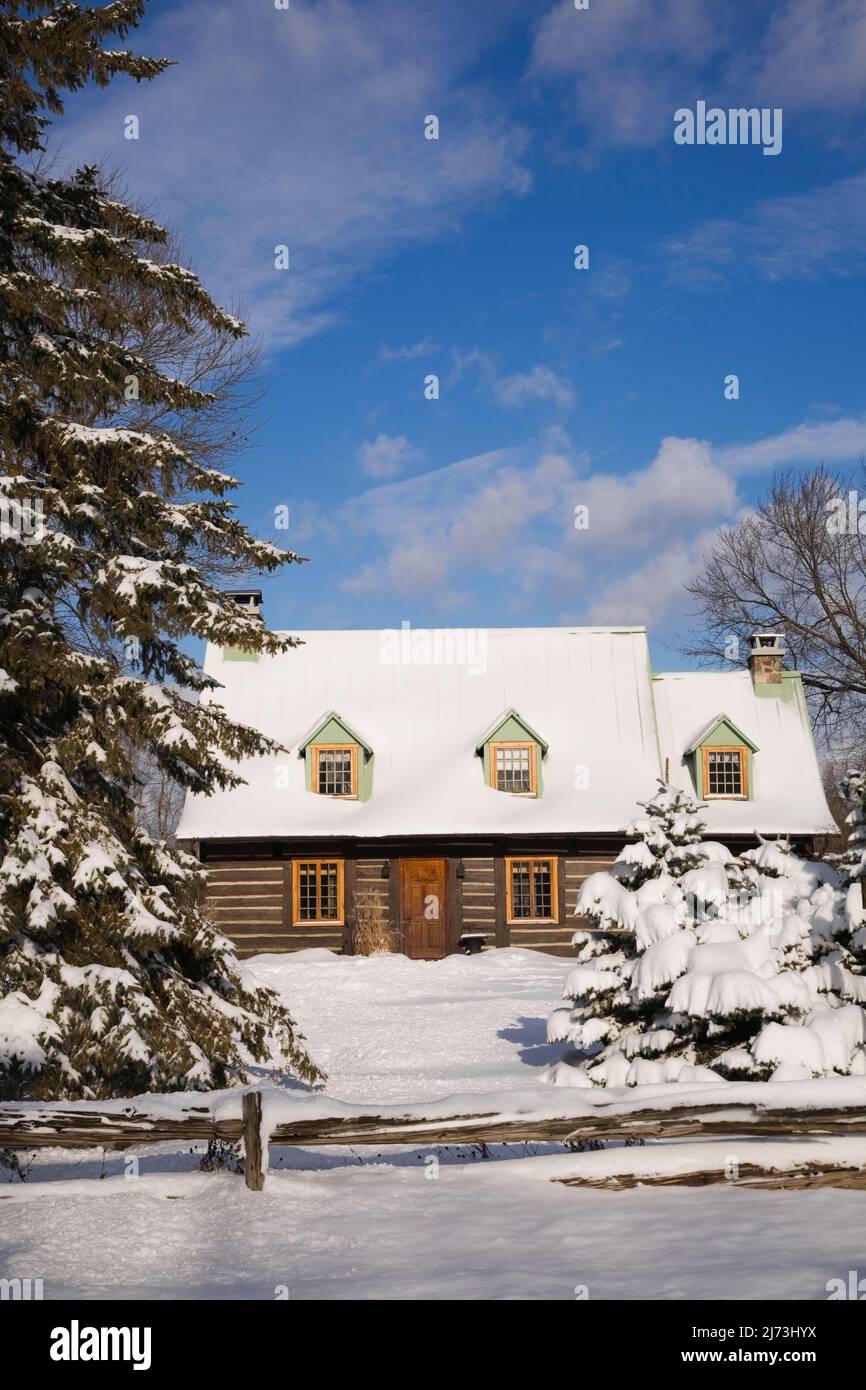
left=313, top=744, right=357, bottom=798
left=703, top=746, right=748, bottom=799
left=298, top=712, right=374, bottom=802
left=686, top=714, right=757, bottom=802
left=476, top=709, right=548, bottom=798
left=491, top=742, right=536, bottom=795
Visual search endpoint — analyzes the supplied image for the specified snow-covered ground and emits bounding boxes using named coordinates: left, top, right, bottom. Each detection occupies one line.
left=249, top=945, right=571, bottom=1101
left=2, top=948, right=864, bottom=1301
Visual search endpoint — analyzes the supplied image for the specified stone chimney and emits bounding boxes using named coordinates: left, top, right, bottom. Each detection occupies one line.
left=226, top=589, right=264, bottom=623
left=748, top=632, right=784, bottom=688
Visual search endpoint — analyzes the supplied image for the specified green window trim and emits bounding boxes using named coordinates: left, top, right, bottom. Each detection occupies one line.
left=476, top=710, right=547, bottom=798
left=687, top=714, right=757, bottom=801
left=298, top=711, right=374, bottom=801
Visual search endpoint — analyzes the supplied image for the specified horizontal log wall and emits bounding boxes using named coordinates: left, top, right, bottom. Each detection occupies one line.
left=459, top=856, right=497, bottom=946
left=205, top=860, right=287, bottom=958
left=200, top=844, right=619, bottom=959
left=204, top=860, right=343, bottom=957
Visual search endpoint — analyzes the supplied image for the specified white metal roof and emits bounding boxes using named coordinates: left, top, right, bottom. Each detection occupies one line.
left=176, top=628, right=836, bottom=841
left=653, top=669, right=836, bottom=836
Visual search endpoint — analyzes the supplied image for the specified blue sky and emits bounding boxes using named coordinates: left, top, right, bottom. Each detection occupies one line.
left=52, top=0, right=866, bottom=666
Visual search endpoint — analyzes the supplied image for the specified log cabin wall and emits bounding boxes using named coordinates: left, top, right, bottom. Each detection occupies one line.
left=347, top=856, right=391, bottom=955
left=203, top=859, right=291, bottom=958
left=458, top=856, right=497, bottom=948
left=192, top=835, right=769, bottom=960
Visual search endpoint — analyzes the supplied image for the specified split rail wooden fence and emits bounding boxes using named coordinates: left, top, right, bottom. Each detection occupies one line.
left=2, top=1086, right=866, bottom=1192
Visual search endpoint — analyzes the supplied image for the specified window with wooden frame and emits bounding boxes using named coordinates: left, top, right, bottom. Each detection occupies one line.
left=292, top=859, right=344, bottom=924
left=506, top=857, right=558, bottom=922
left=490, top=742, right=537, bottom=795
left=702, top=746, right=748, bottom=799
left=312, top=743, right=358, bottom=798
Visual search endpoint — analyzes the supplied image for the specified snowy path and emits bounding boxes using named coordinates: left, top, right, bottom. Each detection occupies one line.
left=2, top=948, right=864, bottom=1301
left=247, top=946, right=572, bottom=1102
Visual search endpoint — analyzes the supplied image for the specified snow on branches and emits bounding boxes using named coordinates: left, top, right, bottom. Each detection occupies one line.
left=545, top=783, right=866, bottom=1089
left=0, top=1, right=320, bottom=1098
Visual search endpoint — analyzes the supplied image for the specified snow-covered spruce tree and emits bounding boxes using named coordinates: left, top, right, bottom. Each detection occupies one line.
left=609, top=782, right=710, bottom=890
left=833, top=771, right=866, bottom=974
left=547, top=786, right=866, bottom=1087
left=0, top=0, right=321, bottom=1098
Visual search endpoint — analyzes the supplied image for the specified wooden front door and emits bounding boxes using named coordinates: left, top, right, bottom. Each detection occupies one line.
left=400, top=858, right=448, bottom=960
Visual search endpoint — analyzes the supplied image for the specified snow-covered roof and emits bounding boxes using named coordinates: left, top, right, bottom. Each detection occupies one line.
left=176, top=628, right=836, bottom=842
left=653, top=670, right=836, bottom=836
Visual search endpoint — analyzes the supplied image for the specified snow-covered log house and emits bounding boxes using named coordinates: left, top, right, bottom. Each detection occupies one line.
left=177, top=598, right=836, bottom=958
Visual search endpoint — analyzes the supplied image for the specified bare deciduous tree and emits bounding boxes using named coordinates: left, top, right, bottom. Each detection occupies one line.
left=686, top=465, right=866, bottom=747
left=132, top=752, right=187, bottom=844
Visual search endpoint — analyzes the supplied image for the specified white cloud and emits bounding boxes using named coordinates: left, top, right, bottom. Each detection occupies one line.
left=331, top=434, right=739, bottom=621
left=714, top=415, right=866, bottom=474
left=321, top=414, right=866, bottom=630
left=531, top=0, right=866, bottom=153
left=744, top=0, right=866, bottom=113
left=52, top=0, right=531, bottom=348
left=449, top=349, right=574, bottom=413
left=357, top=433, right=421, bottom=479
left=492, top=365, right=574, bottom=410
left=660, top=173, right=866, bottom=290
left=582, top=528, right=721, bottom=629
left=530, top=0, right=723, bottom=150
left=379, top=338, right=440, bottom=362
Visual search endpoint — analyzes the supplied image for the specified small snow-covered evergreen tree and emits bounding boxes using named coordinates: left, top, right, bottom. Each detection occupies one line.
left=611, top=782, right=709, bottom=890
left=0, top=1, right=320, bottom=1098
left=831, top=771, right=866, bottom=974
left=547, top=785, right=866, bottom=1087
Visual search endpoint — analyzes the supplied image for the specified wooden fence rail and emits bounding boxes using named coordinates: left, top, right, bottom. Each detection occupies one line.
left=3, top=1085, right=866, bottom=1190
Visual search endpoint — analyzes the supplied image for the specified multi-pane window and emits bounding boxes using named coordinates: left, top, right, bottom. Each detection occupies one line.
left=491, top=742, right=536, bottom=795
left=704, top=747, right=747, bottom=798
left=293, top=860, right=344, bottom=923
left=506, top=857, right=557, bottom=922
left=313, top=744, right=357, bottom=797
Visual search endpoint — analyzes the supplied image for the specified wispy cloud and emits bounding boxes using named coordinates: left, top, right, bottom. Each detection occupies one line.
left=529, top=0, right=724, bottom=150
left=743, top=0, right=866, bottom=114
left=660, top=173, right=866, bottom=290
left=530, top=0, right=866, bottom=153
left=53, top=0, right=531, bottom=348
left=305, top=413, right=866, bottom=630
left=326, top=433, right=738, bottom=627
left=714, top=415, right=866, bottom=474
left=493, top=365, right=574, bottom=411
left=378, top=338, right=440, bottom=362
left=449, top=349, right=574, bottom=413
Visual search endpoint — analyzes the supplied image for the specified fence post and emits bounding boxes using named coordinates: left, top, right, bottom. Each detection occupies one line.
left=242, top=1090, right=265, bottom=1192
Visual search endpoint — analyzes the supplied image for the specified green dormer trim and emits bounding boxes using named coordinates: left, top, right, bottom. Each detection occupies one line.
left=298, top=711, right=374, bottom=801
left=475, top=708, right=549, bottom=755
left=476, top=709, right=547, bottom=796
left=685, top=714, right=758, bottom=756
left=687, top=713, right=757, bottom=801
